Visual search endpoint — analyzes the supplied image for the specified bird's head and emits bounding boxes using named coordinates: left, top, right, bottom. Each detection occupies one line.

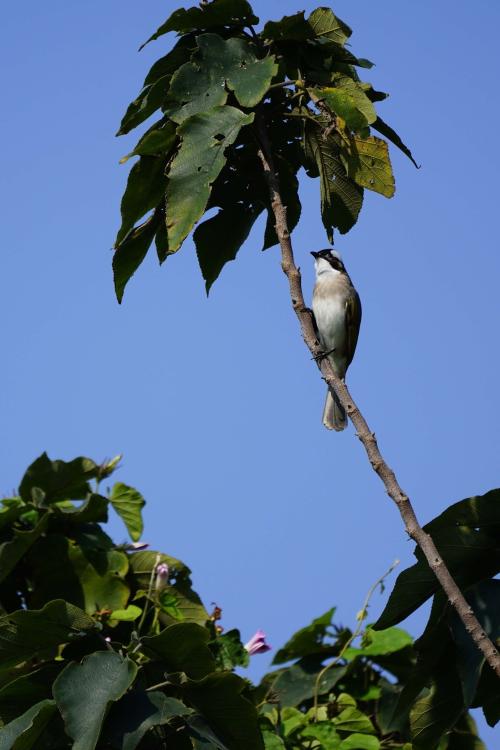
left=311, top=248, right=345, bottom=275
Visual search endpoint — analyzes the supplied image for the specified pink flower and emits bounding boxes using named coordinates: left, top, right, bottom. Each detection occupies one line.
left=155, top=562, right=170, bottom=592
left=244, top=630, right=271, bottom=655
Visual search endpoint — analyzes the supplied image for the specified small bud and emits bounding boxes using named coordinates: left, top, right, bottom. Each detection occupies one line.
left=155, top=562, right=170, bottom=592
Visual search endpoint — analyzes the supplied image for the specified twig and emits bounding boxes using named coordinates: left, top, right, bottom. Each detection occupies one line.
left=312, top=560, right=399, bottom=718
left=255, top=116, right=500, bottom=678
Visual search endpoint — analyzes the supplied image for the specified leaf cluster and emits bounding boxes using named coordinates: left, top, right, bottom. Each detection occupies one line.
left=113, top=0, right=417, bottom=301
left=1, top=454, right=498, bottom=749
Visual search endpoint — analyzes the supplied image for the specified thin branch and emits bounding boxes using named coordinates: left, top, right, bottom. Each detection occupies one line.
left=255, top=116, right=500, bottom=678
left=312, top=559, right=399, bottom=718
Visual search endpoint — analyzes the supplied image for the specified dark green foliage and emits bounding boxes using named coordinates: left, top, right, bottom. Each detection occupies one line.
left=113, top=0, right=416, bottom=300
left=0, top=454, right=496, bottom=747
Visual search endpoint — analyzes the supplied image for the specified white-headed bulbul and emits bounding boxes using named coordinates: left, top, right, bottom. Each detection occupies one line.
left=311, top=249, right=362, bottom=431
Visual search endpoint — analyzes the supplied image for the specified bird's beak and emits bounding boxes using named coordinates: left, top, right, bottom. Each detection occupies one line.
left=310, top=251, right=319, bottom=258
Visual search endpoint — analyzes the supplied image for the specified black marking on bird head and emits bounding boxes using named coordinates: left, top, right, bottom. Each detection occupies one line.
left=310, top=249, right=345, bottom=272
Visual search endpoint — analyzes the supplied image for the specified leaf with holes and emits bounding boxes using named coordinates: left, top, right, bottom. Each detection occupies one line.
left=344, top=135, right=395, bottom=197
left=167, top=34, right=276, bottom=124
left=165, top=105, right=254, bottom=254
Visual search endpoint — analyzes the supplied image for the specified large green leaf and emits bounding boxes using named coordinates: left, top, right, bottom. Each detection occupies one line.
left=308, top=7, right=352, bottom=46
left=410, top=665, right=464, bottom=750
left=273, top=608, right=336, bottom=664
left=211, top=628, right=250, bottom=670
left=180, top=672, right=264, bottom=750
left=451, top=580, right=500, bottom=706
left=116, top=156, right=167, bottom=246
left=142, top=622, right=216, bottom=679
left=375, top=489, right=500, bottom=629
left=344, top=135, right=395, bottom=197
left=0, top=664, right=60, bottom=724
left=0, top=699, right=56, bottom=750
left=116, top=76, right=171, bottom=137
left=165, top=105, right=254, bottom=254
left=109, top=482, right=145, bottom=542
left=68, top=544, right=129, bottom=615
left=113, top=212, right=161, bottom=303
left=54, top=493, right=109, bottom=524
left=167, top=34, right=276, bottom=124
left=18, top=453, right=98, bottom=505
left=0, top=513, right=49, bottom=583
left=53, top=652, right=137, bottom=750
left=129, top=550, right=209, bottom=625
left=120, top=120, right=177, bottom=164
left=194, top=203, right=262, bottom=293
left=261, top=12, right=313, bottom=42
left=141, top=0, right=259, bottom=47
left=344, top=627, right=413, bottom=659
left=265, top=659, right=346, bottom=707
left=310, top=77, right=376, bottom=132
left=339, top=735, right=380, bottom=750
left=0, top=600, right=95, bottom=670
left=103, top=691, right=191, bottom=750
left=301, top=722, right=341, bottom=749
left=303, top=119, right=363, bottom=237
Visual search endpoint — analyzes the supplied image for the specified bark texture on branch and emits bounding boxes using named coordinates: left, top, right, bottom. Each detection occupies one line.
left=256, top=123, right=500, bottom=678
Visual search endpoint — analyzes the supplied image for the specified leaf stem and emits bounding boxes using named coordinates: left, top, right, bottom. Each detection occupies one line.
left=136, top=552, right=161, bottom=637
left=255, top=114, right=500, bottom=679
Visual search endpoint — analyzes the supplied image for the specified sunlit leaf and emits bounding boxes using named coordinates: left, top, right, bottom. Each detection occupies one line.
left=109, top=482, right=145, bottom=542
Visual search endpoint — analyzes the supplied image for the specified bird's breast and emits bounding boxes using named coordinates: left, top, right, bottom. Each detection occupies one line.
left=312, top=278, right=348, bottom=352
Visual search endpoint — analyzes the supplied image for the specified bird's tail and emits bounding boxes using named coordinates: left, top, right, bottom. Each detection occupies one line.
left=322, top=388, right=347, bottom=431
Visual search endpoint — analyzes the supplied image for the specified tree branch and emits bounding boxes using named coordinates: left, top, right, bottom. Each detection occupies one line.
left=255, top=118, right=500, bottom=678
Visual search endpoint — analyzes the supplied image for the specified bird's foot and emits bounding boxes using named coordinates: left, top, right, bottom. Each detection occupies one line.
left=313, top=347, right=336, bottom=362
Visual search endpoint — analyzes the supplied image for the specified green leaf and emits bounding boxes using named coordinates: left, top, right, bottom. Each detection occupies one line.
left=187, top=714, right=230, bottom=750
left=0, top=664, right=60, bottom=724
left=308, top=7, right=352, bottom=46
left=116, top=156, right=167, bottom=246
left=273, top=608, right=336, bottom=664
left=261, top=726, right=286, bottom=750
left=0, top=513, right=49, bottom=583
left=344, top=627, right=413, bottom=659
left=54, top=493, right=109, bottom=524
left=0, top=600, right=95, bottom=670
left=446, top=713, right=487, bottom=749
left=143, top=36, right=196, bottom=87
left=194, top=203, right=261, bottom=293
left=410, top=667, right=464, bottom=750
left=310, top=78, right=376, bottom=132
left=0, top=500, right=25, bottom=531
left=129, top=550, right=209, bottom=625
left=141, top=0, right=259, bottom=47
left=103, top=691, right=191, bottom=750
left=167, top=34, right=277, bottom=124
left=339, top=735, right=380, bottom=750
left=109, top=605, right=142, bottom=623
left=69, top=545, right=129, bottom=615
left=303, top=118, right=363, bottom=238
left=53, top=652, right=137, bottom=750
left=181, top=672, right=264, bottom=750
left=375, top=489, right=500, bottom=629
left=109, top=482, right=145, bottom=542
left=0, top=699, right=56, bottom=750
left=301, top=722, right=341, bottom=749
left=334, top=707, right=375, bottom=735
left=261, top=12, right=313, bottom=41
left=113, top=212, right=161, bottom=303
left=452, top=580, right=500, bottom=706
left=211, top=628, right=250, bottom=670
left=372, top=117, right=419, bottom=168
left=18, top=453, right=98, bottom=505
left=265, top=660, right=346, bottom=707
left=142, top=622, right=216, bottom=679
left=120, top=120, right=177, bottom=164
left=117, top=76, right=170, bottom=136
left=345, top=136, right=395, bottom=197
left=166, top=105, right=254, bottom=254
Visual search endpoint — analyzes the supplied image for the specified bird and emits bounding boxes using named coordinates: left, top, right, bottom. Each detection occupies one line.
left=311, top=249, right=362, bottom=431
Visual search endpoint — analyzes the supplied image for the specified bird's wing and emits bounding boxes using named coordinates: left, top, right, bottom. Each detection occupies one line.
left=345, top=290, right=362, bottom=368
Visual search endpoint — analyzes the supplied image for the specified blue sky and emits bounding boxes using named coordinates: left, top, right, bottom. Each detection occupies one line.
left=1, top=0, right=499, bottom=742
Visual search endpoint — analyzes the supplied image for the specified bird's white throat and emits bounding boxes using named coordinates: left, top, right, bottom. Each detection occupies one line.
left=315, top=257, right=341, bottom=278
